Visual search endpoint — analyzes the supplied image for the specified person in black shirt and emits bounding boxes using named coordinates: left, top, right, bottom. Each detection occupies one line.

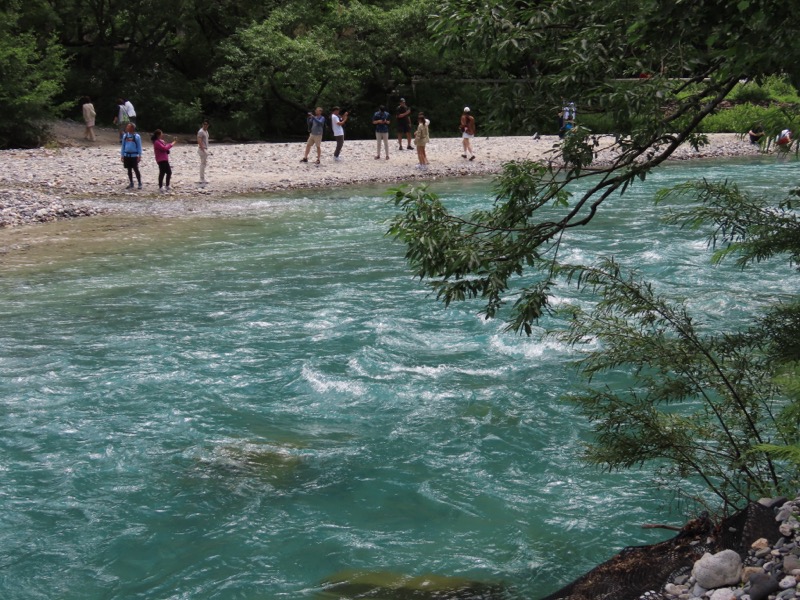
left=395, top=98, right=413, bottom=150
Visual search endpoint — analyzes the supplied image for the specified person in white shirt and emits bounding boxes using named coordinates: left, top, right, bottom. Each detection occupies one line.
left=330, top=107, right=349, bottom=161
left=122, top=99, right=136, bottom=124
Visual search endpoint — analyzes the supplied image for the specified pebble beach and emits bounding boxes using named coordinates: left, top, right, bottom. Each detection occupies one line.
left=0, top=122, right=766, bottom=228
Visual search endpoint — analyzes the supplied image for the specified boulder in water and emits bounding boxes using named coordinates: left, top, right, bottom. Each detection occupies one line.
left=316, top=570, right=507, bottom=599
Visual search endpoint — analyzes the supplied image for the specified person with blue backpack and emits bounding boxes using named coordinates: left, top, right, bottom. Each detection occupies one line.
left=120, top=123, right=143, bottom=190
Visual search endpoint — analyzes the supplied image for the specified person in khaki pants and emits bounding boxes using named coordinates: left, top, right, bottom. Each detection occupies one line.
left=197, top=120, right=210, bottom=185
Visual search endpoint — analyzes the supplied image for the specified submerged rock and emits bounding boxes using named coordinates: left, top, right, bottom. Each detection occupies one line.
left=316, top=570, right=508, bottom=599
left=198, top=443, right=305, bottom=486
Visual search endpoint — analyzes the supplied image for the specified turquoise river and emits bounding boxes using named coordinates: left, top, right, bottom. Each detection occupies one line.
left=0, top=157, right=796, bottom=599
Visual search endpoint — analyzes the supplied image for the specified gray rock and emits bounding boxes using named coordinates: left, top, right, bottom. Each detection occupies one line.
left=777, top=504, right=795, bottom=521
left=693, top=550, right=743, bottom=589
left=759, top=497, right=787, bottom=509
left=785, top=555, right=800, bottom=573
left=747, top=572, right=780, bottom=600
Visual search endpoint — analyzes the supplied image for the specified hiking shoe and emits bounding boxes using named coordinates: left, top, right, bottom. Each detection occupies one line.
left=125, top=183, right=134, bottom=189
left=300, top=158, right=308, bottom=163
left=469, top=155, right=475, bottom=161
left=138, top=183, right=143, bottom=189
left=461, top=154, right=467, bottom=158
left=407, top=145, right=414, bottom=150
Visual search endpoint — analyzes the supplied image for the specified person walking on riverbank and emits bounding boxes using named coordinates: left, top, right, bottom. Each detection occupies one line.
left=414, top=113, right=429, bottom=168
left=81, top=97, right=96, bottom=141
left=460, top=107, right=476, bottom=160
left=197, top=120, right=210, bottom=185
left=120, top=123, right=143, bottom=190
left=151, top=129, right=177, bottom=192
left=373, top=105, right=391, bottom=160
left=113, top=99, right=129, bottom=140
left=123, top=99, right=136, bottom=124
left=301, top=107, right=326, bottom=164
left=330, top=107, right=349, bottom=161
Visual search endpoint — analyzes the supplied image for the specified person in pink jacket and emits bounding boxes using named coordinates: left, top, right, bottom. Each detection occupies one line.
left=151, top=129, right=177, bottom=192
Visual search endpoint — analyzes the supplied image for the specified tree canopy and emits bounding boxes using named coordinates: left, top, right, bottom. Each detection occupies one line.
left=2, top=0, right=799, bottom=146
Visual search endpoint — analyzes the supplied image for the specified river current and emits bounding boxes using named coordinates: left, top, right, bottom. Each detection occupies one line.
left=0, top=157, right=796, bottom=599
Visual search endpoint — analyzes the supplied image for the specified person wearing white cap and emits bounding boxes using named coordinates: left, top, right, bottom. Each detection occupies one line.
left=460, top=106, right=476, bottom=160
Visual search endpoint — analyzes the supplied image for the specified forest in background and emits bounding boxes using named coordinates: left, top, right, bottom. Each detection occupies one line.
left=5, top=0, right=799, bottom=149
left=1, top=0, right=486, bottom=147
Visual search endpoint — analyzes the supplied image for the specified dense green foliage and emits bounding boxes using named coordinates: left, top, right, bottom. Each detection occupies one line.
left=0, top=2, right=67, bottom=147
left=390, top=0, right=800, bottom=512
left=2, top=0, right=799, bottom=147
left=0, top=0, right=480, bottom=145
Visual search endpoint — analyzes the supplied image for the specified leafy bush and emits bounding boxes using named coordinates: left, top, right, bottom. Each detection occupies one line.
left=699, top=103, right=799, bottom=136
left=762, top=74, right=800, bottom=102
left=728, top=82, right=771, bottom=104
left=726, top=75, right=800, bottom=105
left=0, top=16, right=67, bottom=148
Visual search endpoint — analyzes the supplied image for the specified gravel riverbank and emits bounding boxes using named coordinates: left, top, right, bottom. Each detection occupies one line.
left=0, top=122, right=767, bottom=228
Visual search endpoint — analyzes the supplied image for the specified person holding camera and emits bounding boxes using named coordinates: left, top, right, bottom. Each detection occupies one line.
left=301, top=107, right=326, bottom=164
left=151, top=129, right=177, bottom=192
left=331, top=107, right=349, bottom=161
left=373, top=105, right=391, bottom=160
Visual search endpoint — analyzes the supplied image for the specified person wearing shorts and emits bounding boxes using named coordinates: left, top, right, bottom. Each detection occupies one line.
left=120, top=123, right=142, bottom=189
left=460, top=106, right=476, bottom=160
left=396, top=98, right=413, bottom=150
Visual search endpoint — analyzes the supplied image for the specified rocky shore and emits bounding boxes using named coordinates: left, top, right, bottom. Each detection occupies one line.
left=654, top=495, right=800, bottom=600
left=0, top=122, right=767, bottom=228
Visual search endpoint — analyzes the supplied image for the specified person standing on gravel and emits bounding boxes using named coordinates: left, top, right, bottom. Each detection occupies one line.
left=330, top=106, right=349, bottom=161
left=414, top=112, right=430, bottom=168
left=120, top=122, right=143, bottom=190
left=373, top=105, right=391, bottom=160
left=197, top=120, right=210, bottom=185
left=460, top=107, right=476, bottom=160
left=301, top=107, right=326, bottom=164
left=81, top=97, right=96, bottom=141
left=395, top=98, right=413, bottom=151
left=151, top=129, right=177, bottom=192
left=113, top=99, right=129, bottom=140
